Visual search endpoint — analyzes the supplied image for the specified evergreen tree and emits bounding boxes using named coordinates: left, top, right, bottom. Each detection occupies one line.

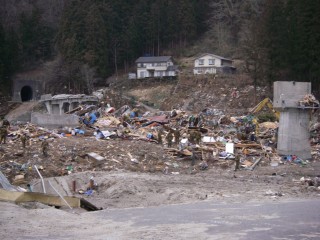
left=239, top=2, right=267, bottom=103
left=19, top=8, right=55, bottom=67
left=262, top=0, right=320, bottom=95
left=57, top=0, right=110, bottom=76
left=83, top=3, right=109, bottom=76
left=0, top=0, right=210, bottom=95
left=0, top=25, right=6, bottom=87
left=0, top=25, right=19, bottom=92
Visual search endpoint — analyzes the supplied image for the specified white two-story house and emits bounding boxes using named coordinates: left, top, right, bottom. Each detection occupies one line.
left=193, top=53, right=236, bottom=75
left=135, top=56, right=177, bottom=79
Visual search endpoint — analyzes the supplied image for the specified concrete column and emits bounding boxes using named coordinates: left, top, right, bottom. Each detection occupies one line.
left=277, top=108, right=311, bottom=159
left=59, top=102, right=63, bottom=115
left=44, top=102, right=52, bottom=114
left=71, top=102, right=79, bottom=110
left=274, top=81, right=313, bottom=159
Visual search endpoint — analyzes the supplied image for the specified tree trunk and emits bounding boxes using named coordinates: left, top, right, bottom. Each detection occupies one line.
left=114, top=46, right=118, bottom=81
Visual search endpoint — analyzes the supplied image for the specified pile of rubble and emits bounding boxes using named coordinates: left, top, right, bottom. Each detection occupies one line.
left=1, top=95, right=319, bottom=187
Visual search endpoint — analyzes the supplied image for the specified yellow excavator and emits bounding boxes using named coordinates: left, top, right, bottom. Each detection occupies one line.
left=250, top=98, right=280, bottom=120
left=249, top=98, right=280, bottom=134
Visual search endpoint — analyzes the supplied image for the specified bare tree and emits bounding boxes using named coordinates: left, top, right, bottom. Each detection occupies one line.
left=0, top=0, right=66, bottom=30
left=43, top=55, right=68, bottom=94
left=239, top=19, right=267, bottom=104
left=80, top=64, right=96, bottom=94
left=207, top=0, right=265, bottom=55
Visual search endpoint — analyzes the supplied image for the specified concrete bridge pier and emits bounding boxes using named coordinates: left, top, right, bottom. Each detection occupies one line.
left=277, top=108, right=311, bottom=159
left=273, top=81, right=315, bottom=159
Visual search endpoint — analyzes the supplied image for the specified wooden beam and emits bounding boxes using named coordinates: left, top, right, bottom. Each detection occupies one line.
left=0, top=189, right=80, bottom=208
left=235, top=143, right=262, bottom=148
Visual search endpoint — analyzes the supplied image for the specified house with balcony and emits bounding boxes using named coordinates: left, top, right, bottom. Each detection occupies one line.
left=135, top=56, right=177, bottom=79
left=193, top=53, right=236, bottom=75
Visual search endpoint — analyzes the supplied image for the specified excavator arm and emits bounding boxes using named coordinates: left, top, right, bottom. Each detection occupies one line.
left=250, top=98, right=280, bottom=121
left=250, top=98, right=280, bottom=136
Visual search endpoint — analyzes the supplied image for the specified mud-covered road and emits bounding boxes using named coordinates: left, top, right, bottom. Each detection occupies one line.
left=1, top=198, right=320, bottom=240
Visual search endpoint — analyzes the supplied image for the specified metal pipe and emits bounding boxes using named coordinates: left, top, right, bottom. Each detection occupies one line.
left=34, top=165, right=46, bottom=193
left=48, top=180, right=72, bottom=210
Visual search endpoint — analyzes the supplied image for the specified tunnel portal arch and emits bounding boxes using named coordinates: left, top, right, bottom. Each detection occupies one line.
left=21, top=86, right=33, bottom=102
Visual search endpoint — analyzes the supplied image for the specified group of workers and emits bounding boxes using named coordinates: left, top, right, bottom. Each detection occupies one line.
left=0, top=118, right=49, bottom=157
left=188, top=114, right=204, bottom=128
left=162, top=128, right=202, bottom=149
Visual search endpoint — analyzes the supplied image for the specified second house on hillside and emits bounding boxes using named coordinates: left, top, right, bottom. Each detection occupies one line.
left=193, top=53, right=236, bottom=75
left=135, top=56, right=178, bottom=79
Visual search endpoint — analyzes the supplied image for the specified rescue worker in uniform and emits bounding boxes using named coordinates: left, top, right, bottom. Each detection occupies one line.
left=174, top=129, right=180, bottom=146
left=157, top=128, right=163, bottom=144
left=20, top=133, right=28, bottom=148
left=41, top=139, right=49, bottom=157
left=234, top=154, right=240, bottom=171
left=0, top=118, right=9, bottom=144
left=166, top=131, right=174, bottom=148
left=0, top=126, right=7, bottom=144
left=2, top=118, right=10, bottom=128
left=194, top=131, right=202, bottom=145
left=189, top=131, right=196, bottom=144
left=250, top=132, right=257, bottom=142
left=190, top=147, right=196, bottom=166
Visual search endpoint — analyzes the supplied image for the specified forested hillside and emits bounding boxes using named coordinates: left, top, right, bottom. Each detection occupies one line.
left=0, top=0, right=319, bottom=96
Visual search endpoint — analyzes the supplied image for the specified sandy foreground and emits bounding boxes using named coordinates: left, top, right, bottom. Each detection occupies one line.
left=1, top=161, right=320, bottom=239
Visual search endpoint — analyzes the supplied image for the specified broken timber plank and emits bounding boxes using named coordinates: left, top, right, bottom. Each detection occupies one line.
left=87, top=152, right=105, bottom=161
left=235, top=143, right=262, bottom=148
left=248, top=157, right=263, bottom=171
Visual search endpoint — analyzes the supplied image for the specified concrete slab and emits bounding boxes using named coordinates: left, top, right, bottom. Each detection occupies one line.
left=273, top=81, right=311, bottom=109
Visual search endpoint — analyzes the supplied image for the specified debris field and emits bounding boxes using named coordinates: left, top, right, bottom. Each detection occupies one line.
left=0, top=94, right=320, bottom=210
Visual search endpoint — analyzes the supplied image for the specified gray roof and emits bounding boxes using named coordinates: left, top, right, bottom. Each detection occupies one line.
left=194, top=53, right=232, bottom=61
left=135, top=56, right=172, bottom=63
left=167, top=65, right=178, bottom=71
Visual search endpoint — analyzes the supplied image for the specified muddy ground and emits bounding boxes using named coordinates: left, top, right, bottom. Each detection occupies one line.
left=44, top=162, right=320, bottom=211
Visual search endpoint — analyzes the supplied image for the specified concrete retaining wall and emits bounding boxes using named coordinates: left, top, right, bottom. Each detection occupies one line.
left=31, top=112, right=79, bottom=128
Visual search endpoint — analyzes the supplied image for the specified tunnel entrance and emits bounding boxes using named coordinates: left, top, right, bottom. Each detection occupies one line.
left=21, top=86, right=33, bottom=102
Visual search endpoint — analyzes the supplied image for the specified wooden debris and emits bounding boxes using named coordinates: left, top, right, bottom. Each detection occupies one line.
left=235, top=143, right=262, bottom=148
left=0, top=188, right=101, bottom=211
left=247, top=157, right=263, bottom=170
left=87, top=152, right=105, bottom=161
